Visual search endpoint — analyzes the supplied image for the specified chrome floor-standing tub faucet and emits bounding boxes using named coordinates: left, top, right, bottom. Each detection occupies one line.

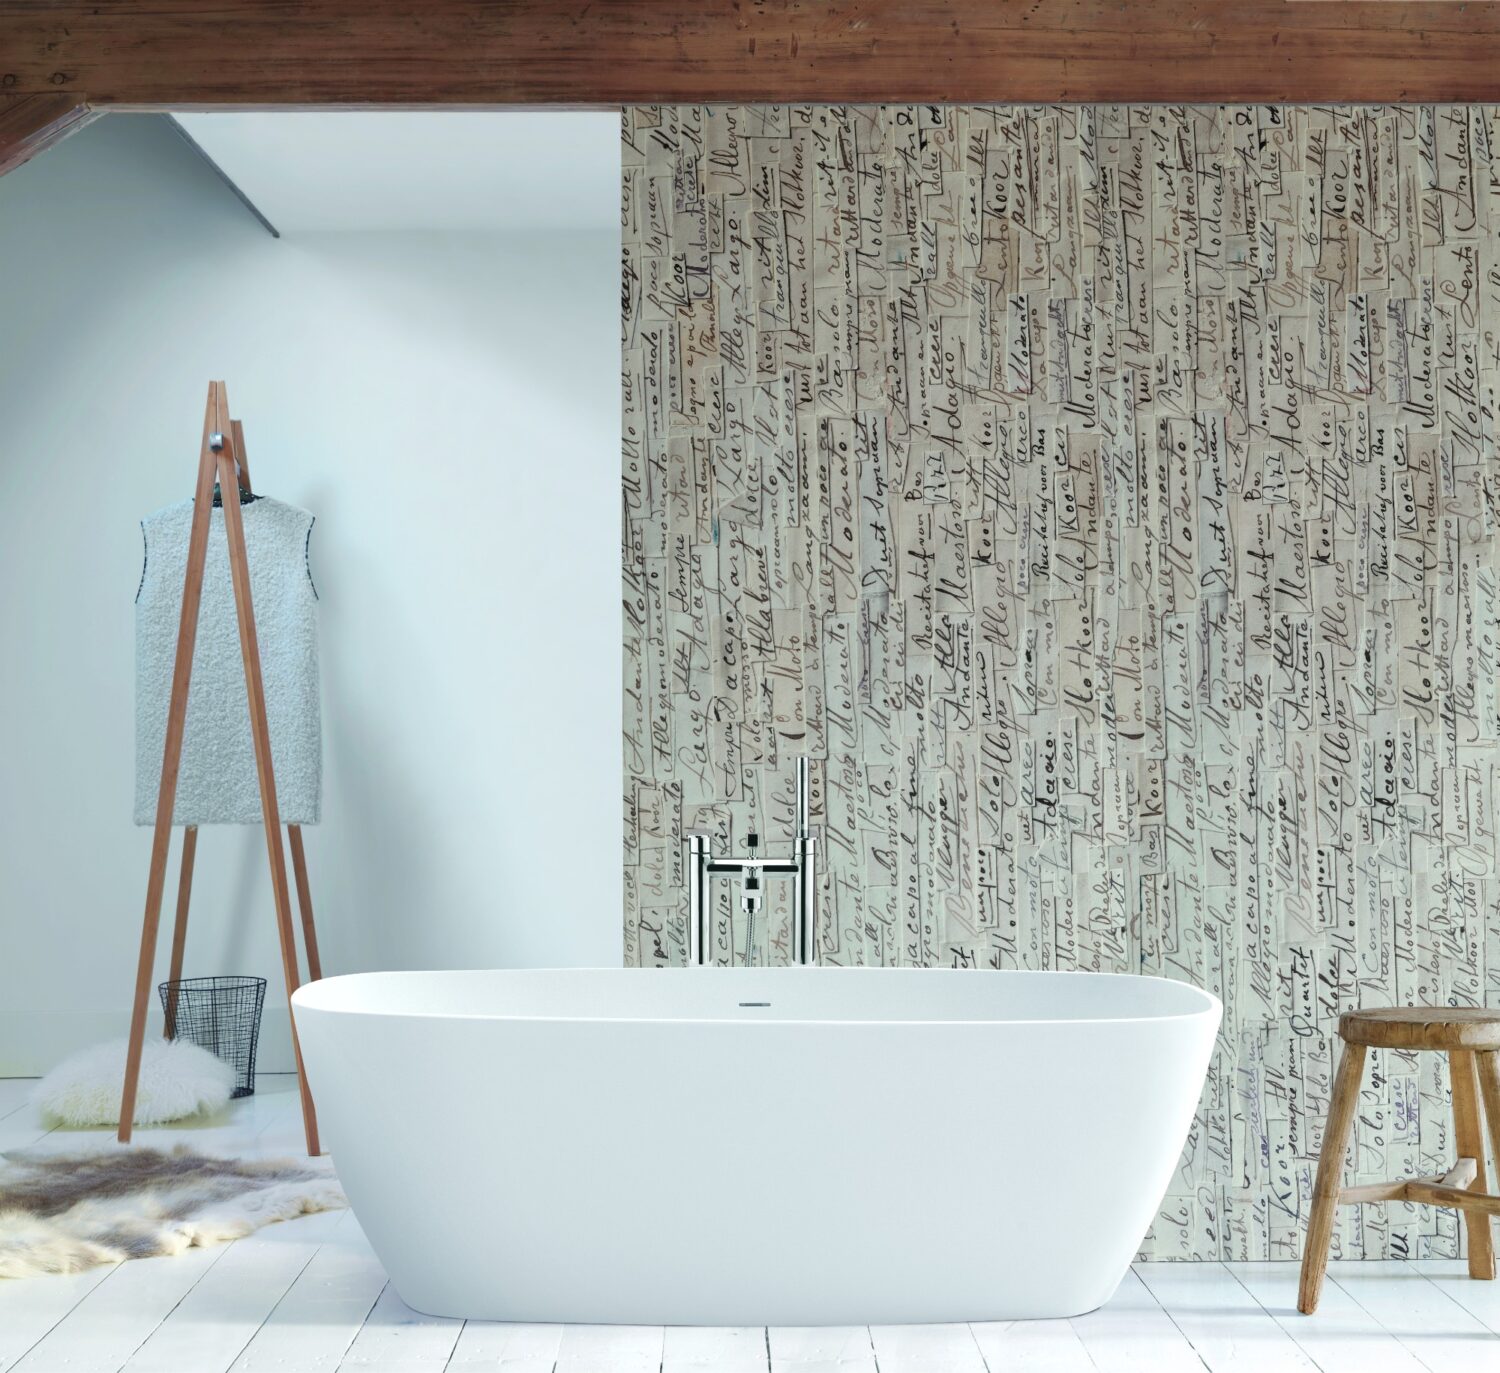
left=684, top=757, right=818, bottom=966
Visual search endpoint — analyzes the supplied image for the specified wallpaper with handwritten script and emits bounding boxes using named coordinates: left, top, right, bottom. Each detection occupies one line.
left=622, top=105, right=1500, bottom=1261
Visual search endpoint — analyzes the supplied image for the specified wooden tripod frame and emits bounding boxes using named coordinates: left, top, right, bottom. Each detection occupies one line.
left=119, top=380, right=322, bottom=1155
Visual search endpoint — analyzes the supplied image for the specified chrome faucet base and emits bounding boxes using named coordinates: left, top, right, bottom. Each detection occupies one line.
left=684, top=757, right=818, bottom=967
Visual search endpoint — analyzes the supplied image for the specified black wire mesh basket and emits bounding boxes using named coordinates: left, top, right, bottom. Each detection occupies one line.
left=158, top=975, right=267, bottom=1098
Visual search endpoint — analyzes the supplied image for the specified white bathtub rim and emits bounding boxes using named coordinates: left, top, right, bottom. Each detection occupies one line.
left=292, top=966, right=1222, bottom=1028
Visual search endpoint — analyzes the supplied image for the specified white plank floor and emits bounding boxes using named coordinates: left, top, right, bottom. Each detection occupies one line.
left=2, top=1076, right=1498, bottom=1372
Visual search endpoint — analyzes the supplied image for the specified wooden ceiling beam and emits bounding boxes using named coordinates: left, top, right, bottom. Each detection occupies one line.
left=0, top=93, right=97, bottom=176
left=2, top=1, right=1500, bottom=109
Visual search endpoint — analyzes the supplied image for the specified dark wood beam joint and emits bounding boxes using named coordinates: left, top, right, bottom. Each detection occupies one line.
left=0, top=93, right=97, bottom=177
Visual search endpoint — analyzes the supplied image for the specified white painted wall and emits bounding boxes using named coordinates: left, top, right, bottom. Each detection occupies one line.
left=0, top=114, right=622, bottom=1075
left=175, top=112, right=621, bottom=232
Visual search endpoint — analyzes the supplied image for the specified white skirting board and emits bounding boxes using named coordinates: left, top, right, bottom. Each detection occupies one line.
left=0, top=1010, right=298, bottom=1078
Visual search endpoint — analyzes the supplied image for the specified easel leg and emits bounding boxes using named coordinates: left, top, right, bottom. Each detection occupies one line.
left=288, top=825, right=323, bottom=982
left=217, top=439, right=320, bottom=1156
left=163, top=825, right=198, bottom=1039
left=121, top=828, right=174, bottom=1140
left=120, top=389, right=222, bottom=1144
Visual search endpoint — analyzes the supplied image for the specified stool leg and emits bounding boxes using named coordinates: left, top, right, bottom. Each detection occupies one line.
left=1450, top=1050, right=1495, bottom=1279
left=1299, top=1041, right=1366, bottom=1314
left=1470, top=1051, right=1500, bottom=1278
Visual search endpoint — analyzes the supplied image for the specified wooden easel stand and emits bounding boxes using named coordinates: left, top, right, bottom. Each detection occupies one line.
left=119, top=381, right=322, bottom=1155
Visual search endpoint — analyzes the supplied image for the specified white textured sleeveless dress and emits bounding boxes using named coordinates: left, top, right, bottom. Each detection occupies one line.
left=135, top=496, right=322, bottom=826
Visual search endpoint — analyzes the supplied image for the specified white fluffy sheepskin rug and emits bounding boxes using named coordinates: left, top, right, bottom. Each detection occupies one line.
left=0, top=1146, right=346, bottom=1278
left=32, top=1039, right=234, bottom=1127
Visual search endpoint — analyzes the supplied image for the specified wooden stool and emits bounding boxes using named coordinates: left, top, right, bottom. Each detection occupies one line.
left=1298, top=1008, right=1500, bottom=1313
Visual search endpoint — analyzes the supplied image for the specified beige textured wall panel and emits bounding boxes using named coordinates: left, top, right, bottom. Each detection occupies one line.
left=621, top=104, right=1500, bottom=1262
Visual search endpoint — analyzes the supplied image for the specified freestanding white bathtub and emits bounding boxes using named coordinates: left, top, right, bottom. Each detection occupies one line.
left=292, top=967, right=1219, bottom=1325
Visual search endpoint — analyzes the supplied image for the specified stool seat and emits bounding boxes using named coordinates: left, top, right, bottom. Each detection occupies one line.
left=1340, top=1007, right=1500, bottom=1051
